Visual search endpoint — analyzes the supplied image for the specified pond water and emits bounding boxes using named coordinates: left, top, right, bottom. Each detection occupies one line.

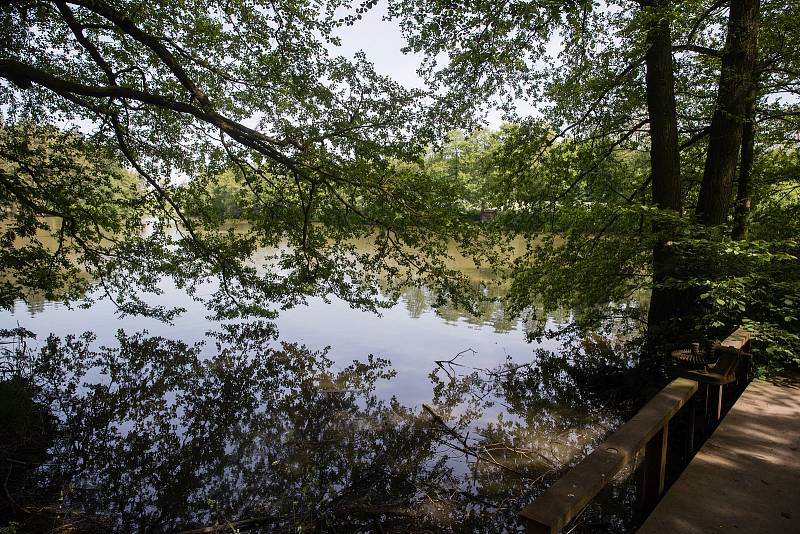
left=0, top=239, right=649, bottom=533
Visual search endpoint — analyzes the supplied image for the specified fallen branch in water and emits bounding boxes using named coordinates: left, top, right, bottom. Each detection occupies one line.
left=339, top=502, right=423, bottom=517
left=177, top=516, right=276, bottom=534
left=483, top=441, right=558, bottom=468
left=422, top=403, right=556, bottom=480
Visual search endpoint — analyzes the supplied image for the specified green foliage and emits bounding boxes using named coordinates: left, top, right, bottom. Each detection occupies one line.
left=750, top=148, right=800, bottom=239
left=0, top=1, right=491, bottom=322
left=390, top=0, right=800, bottom=370
left=424, top=129, right=501, bottom=212
left=0, top=124, right=145, bottom=309
left=1, top=0, right=799, bottom=371
left=183, top=169, right=250, bottom=221
left=684, top=241, right=800, bottom=372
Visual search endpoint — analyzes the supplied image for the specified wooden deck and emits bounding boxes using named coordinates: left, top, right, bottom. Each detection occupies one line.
left=637, top=375, right=800, bottom=533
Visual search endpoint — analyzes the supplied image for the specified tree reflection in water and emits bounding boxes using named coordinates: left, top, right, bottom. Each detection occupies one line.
left=1, top=323, right=654, bottom=533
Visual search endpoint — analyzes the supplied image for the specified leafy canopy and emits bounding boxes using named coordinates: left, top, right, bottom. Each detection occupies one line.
left=0, top=0, right=487, bottom=320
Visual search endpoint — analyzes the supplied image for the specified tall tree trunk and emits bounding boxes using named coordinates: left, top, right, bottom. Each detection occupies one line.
left=732, top=85, right=757, bottom=240
left=696, top=0, right=760, bottom=226
left=643, top=0, right=683, bottom=342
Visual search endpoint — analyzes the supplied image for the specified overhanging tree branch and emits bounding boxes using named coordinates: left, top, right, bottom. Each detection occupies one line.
left=65, top=0, right=211, bottom=107
left=0, top=59, right=295, bottom=163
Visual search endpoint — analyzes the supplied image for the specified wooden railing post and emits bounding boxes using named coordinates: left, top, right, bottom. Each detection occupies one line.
left=641, top=422, right=669, bottom=514
left=687, top=396, right=697, bottom=456
left=711, top=384, right=724, bottom=423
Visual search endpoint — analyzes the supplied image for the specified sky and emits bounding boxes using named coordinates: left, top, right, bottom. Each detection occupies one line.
left=328, top=2, right=537, bottom=129
left=331, top=3, right=426, bottom=90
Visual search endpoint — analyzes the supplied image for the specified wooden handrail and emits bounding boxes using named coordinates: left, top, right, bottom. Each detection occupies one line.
left=720, top=326, right=750, bottom=350
left=519, top=378, right=698, bottom=533
left=519, top=327, right=750, bottom=533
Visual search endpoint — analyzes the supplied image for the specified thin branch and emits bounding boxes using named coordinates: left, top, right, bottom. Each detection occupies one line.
left=55, top=0, right=117, bottom=83
left=673, top=44, right=722, bottom=58
left=422, top=404, right=532, bottom=477
left=555, top=119, right=649, bottom=201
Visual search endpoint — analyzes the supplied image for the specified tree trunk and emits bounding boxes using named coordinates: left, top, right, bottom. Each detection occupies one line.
left=696, top=0, right=760, bottom=227
left=643, top=0, right=684, bottom=342
left=732, top=87, right=757, bottom=240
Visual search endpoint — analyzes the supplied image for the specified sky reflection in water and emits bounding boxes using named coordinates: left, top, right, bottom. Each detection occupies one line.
left=0, top=273, right=643, bottom=532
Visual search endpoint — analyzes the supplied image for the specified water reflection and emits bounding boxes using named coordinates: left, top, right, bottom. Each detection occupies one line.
left=1, top=323, right=651, bottom=533
left=2, top=217, right=651, bottom=532
left=4, top=226, right=568, bottom=336
left=400, top=283, right=520, bottom=333
left=9, top=271, right=548, bottom=336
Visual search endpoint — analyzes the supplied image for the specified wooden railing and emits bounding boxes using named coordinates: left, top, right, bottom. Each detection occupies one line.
left=519, top=328, right=751, bottom=534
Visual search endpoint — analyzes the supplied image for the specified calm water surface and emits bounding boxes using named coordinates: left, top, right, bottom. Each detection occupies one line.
left=4, top=279, right=564, bottom=408
left=0, top=241, right=645, bottom=533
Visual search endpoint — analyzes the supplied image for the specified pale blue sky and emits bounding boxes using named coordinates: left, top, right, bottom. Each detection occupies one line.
left=330, top=2, right=539, bottom=129
left=332, top=3, right=426, bottom=90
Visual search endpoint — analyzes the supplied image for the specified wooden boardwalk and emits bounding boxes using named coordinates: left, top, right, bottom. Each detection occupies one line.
left=637, top=376, right=800, bottom=534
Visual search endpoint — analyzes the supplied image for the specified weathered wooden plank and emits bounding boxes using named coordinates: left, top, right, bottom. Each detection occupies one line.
left=519, top=378, right=698, bottom=531
left=720, top=327, right=750, bottom=350
left=638, top=378, right=800, bottom=534
left=603, top=378, right=697, bottom=458
left=520, top=448, right=625, bottom=530
left=674, top=366, right=737, bottom=385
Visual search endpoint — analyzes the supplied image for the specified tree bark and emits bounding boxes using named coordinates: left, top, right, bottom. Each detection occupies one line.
left=645, top=7, right=682, bottom=217
left=643, top=0, right=683, bottom=338
left=731, top=87, right=757, bottom=240
left=696, top=0, right=760, bottom=227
